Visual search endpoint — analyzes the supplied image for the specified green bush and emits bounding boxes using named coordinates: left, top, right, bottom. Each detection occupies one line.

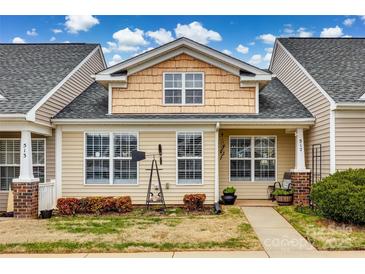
left=311, top=169, right=365, bottom=224
left=272, top=188, right=293, bottom=196
left=223, top=186, right=236, bottom=194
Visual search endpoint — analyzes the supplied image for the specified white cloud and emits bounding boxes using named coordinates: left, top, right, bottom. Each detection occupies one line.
left=146, top=28, right=174, bottom=45
left=175, top=21, right=222, bottom=45
left=297, top=27, right=313, bottom=38
left=63, top=40, right=70, bottom=43
left=265, top=47, right=273, bottom=53
left=235, top=44, right=249, bottom=54
left=133, top=47, right=155, bottom=57
left=12, top=37, right=25, bottom=43
left=320, top=26, right=344, bottom=38
left=258, top=33, right=276, bottom=44
left=108, top=54, right=123, bottom=66
left=222, top=49, right=232, bottom=55
left=111, top=28, right=148, bottom=52
left=102, top=47, right=111, bottom=54
left=65, top=15, right=99, bottom=34
left=248, top=41, right=255, bottom=46
left=264, top=53, right=272, bottom=62
left=283, top=24, right=294, bottom=34
left=49, top=36, right=56, bottom=42
left=26, top=28, right=38, bottom=36
left=343, top=18, right=356, bottom=27
left=249, top=54, right=262, bottom=65
left=52, top=28, right=63, bottom=34
left=361, top=16, right=365, bottom=23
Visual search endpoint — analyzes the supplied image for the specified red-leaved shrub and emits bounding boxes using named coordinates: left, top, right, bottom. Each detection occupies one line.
left=115, top=196, right=133, bottom=213
left=57, top=198, right=80, bottom=215
left=56, top=196, right=132, bottom=215
left=183, top=193, right=206, bottom=211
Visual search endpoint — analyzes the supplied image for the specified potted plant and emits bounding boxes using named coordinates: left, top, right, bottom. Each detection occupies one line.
left=272, top=189, right=294, bottom=206
left=221, top=186, right=237, bottom=205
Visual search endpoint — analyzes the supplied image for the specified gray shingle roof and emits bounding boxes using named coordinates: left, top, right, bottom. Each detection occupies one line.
left=279, top=38, right=365, bottom=103
left=54, top=78, right=313, bottom=120
left=0, top=43, right=99, bottom=114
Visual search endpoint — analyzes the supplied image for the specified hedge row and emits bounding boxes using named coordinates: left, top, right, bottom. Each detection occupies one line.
left=57, top=196, right=132, bottom=215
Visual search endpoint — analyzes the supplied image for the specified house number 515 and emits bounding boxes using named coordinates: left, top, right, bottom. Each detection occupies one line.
left=23, top=143, right=27, bottom=159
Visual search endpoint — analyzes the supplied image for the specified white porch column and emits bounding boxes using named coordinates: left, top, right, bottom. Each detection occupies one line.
left=13, top=130, right=38, bottom=182
left=55, top=126, right=62, bottom=199
left=214, top=122, right=220, bottom=203
left=291, top=128, right=309, bottom=172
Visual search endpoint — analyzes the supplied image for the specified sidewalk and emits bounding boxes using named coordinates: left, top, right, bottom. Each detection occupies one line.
left=242, top=207, right=318, bottom=258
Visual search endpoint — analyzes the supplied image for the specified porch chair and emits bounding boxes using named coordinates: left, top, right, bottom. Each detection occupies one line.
left=267, top=172, right=292, bottom=200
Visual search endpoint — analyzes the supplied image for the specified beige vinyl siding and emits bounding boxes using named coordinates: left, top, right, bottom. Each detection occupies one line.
left=0, top=192, right=8, bottom=212
left=112, top=53, right=256, bottom=114
left=46, top=130, right=55, bottom=182
left=219, top=129, right=295, bottom=199
left=61, top=130, right=215, bottom=204
left=271, top=43, right=331, bottom=177
left=35, top=49, right=105, bottom=125
left=335, top=110, right=365, bottom=170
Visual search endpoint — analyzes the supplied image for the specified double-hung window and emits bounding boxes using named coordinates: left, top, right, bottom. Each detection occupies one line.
left=0, top=138, right=45, bottom=191
left=113, top=134, right=138, bottom=184
left=85, top=133, right=138, bottom=185
left=177, top=132, right=203, bottom=184
left=85, top=133, right=110, bottom=184
left=164, top=73, right=203, bottom=105
left=230, top=136, right=276, bottom=182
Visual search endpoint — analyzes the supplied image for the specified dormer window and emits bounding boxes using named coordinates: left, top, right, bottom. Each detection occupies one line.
left=163, top=72, right=204, bottom=105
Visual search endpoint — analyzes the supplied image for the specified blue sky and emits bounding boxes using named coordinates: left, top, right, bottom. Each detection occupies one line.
left=1, top=15, right=365, bottom=68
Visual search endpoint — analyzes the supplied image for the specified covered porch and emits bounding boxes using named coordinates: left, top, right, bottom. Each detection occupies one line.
left=0, top=120, right=56, bottom=213
left=215, top=121, right=311, bottom=202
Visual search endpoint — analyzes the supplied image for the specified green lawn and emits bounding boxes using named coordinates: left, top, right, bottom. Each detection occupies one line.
left=276, top=206, right=365, bottom=250
left=0, top=206, right=262, bottom=253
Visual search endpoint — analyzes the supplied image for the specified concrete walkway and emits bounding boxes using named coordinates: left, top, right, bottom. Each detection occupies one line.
left=242, top=207, right=318, bottom=258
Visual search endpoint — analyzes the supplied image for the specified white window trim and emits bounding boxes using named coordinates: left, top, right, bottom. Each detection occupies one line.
left=83, top=131, right=140, bottom=186
left=112, top=132, right=139, bottom=185
left=229, top=135, right=277, bottom=183
left=176, top=131, right=204, bottom=185
left=163, top=72, right=205, bottom=106
left=0, top=137, right=46, bottom=191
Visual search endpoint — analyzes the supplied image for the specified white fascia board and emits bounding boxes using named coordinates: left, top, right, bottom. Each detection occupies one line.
left=240, top=74, right=273, bottom=82
left=98, top=38, right=270, bottom=77
left=25, top=46, right=101, bottom=122
left=94, top=74, right=127, bottom=82
left=52, top=117, right=315, bottom=125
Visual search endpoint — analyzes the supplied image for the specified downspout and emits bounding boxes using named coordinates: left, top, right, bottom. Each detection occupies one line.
left=214, top=122, right=220, bottom=203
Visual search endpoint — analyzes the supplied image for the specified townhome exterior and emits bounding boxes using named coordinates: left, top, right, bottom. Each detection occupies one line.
left=271, top=38, right=365, bottom=179
left=2, top=37, right=364, bottom=217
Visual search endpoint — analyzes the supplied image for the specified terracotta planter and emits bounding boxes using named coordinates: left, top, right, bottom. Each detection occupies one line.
left=275, top=194, right=293, bottom=206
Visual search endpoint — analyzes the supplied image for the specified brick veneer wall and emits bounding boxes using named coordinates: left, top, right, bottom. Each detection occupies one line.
left=12, top=181, right=39, bottom=218
left=290, top=172, right=311, bottom=206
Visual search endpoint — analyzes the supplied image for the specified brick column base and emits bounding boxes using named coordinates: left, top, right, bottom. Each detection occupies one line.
left=290, top=172, right=311, bottom=206
left=12, top=180, right=39, bottom=219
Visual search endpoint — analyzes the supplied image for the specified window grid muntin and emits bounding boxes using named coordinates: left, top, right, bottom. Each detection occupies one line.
left=230, top=137, right=252, bottom=181
left=85, top=133, right=110, bottom=184
left=164, top=72, right=204, bottom=105
left=113, top=133, right=138, bottom=184
left=229, top=136, right=276, bottom=182
left=0, top=138, right=46, bottom=189
left=177, top=132, right=203, bottom=185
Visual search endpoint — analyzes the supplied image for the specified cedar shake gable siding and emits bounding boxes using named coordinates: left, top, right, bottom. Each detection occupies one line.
left=112, top=54, right=256, bottom=114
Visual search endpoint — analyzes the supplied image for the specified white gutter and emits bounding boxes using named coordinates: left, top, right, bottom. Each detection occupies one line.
left=52, top=117, right=315, bottom=125
left=334, top=103, right=365, bottom=110
left=0, top=114, right=27, bottom=119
